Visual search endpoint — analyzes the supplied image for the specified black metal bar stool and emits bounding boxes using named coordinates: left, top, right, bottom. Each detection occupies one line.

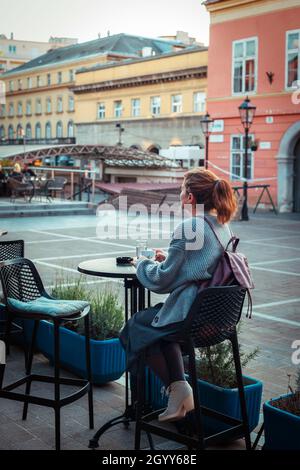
left=0, top=257, right=94, bottom=450
left=134, top=286, right=252, bottom=451
left=0, top=240, right=25, bottom=353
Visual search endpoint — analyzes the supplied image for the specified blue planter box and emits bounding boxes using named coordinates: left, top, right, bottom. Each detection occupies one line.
left=21, top=318, right=126, bottom=385
left=147, top=372, right=262, bottom=434
left=263, top=394, right=300, bottom=450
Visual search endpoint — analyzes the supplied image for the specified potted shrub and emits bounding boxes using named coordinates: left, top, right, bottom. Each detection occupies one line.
left=147, top=324, right=263, bottom=435
left=263, top=370, right=300, bottom=450
left=21, top=277, right=126, bottom=384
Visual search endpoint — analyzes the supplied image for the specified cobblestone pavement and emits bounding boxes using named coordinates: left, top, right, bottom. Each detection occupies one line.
left=0, top=210, right=299, bottom=450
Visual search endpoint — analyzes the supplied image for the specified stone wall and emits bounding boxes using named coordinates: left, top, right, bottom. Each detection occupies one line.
left=76, top=116, right=204, bottom=151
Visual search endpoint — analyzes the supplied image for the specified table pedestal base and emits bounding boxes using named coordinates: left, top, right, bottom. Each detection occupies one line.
left=89, top=278, right=153, bottom=450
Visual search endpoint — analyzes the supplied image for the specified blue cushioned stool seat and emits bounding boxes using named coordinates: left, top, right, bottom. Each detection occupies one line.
left=8, top=296, right=89, bottom=319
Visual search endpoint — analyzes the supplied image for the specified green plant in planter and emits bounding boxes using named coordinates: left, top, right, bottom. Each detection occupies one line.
left=270, top=369, right=300, bottom=417
left=191, top=323, right=260, bottom=388
left=51, top=276, right=124, bottom=340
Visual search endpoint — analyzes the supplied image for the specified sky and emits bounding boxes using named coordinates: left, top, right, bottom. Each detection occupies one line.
left=0, top=0, right=210, bottom=45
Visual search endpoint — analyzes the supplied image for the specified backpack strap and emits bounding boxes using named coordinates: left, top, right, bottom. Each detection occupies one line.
left=201, top=215, right=238, bottom=252
left=246, top=289, right=253, bottom=319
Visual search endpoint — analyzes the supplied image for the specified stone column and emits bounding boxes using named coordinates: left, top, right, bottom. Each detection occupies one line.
left=277, top=154, right=295, bottom=212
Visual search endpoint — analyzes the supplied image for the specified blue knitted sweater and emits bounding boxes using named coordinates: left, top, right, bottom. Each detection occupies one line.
left=136, top=214, right=232, bottom=328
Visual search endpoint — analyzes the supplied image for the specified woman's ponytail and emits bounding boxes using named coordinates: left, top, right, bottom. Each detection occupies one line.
left=212, top=179, right=237, bottom=224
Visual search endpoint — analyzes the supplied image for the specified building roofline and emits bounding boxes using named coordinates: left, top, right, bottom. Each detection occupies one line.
left=2, top=51, right=140, bottom=78
left=76, top=45, right=208, bottom=75
left=1, top=33, right=189, bottom=78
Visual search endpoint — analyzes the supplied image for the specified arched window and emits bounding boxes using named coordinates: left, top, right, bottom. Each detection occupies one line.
left=8, top=124, right=14, bottom=139
left=0, top=125, right=5, bottom=139
left=67, top=120, right=74, bottom=138
left=16, top=124, right=23, bottom=139
left=25, top=123, right=32, bottom=139
left=56, top=121, right=63, bottom=138
left=148, top=145, right=160, bottom=154
left=35, top=122, right=41, bottom=139
left=45, top=122, right=52, bottom=139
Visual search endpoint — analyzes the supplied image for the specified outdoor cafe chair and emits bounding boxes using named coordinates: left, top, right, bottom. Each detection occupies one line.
left=7, top=177, right=34, bottom=203
left=0, top=240, right=25, bottom=353
left=134, top=286, right=252, bottom=451
left=45, top=177, right=67, bottom=201
left=0, top=257, right=94, bottom=450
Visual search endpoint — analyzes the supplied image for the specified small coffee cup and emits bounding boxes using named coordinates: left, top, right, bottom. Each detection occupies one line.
left=141, top=249, right=155, bottom=259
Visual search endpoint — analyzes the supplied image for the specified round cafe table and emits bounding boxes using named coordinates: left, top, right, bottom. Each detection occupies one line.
left=78, top=257, right=153, bottom=449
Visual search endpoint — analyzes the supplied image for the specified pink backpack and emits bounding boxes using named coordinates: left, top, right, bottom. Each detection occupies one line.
left=198, top=216, right=254, bottom=318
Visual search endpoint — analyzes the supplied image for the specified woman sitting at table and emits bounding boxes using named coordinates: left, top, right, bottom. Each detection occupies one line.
left=10, top=163, right=23, bottom=182
left=119, top=168, right=237, bottom=423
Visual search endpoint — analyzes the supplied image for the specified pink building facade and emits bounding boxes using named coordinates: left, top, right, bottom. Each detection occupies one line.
left=204, top=0, right=300, bottom=212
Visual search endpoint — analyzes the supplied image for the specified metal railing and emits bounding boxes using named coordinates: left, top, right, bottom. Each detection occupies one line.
left=2, top=166, right=97, bottom=203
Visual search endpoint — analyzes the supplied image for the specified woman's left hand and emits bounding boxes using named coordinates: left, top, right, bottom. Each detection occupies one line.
left=131, top=256, right=147, bottom=266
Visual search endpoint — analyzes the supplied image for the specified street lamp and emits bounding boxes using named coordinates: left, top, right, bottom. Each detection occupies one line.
left=116, top=122, right=124, bottom=146
left=238, top=96, right=256, bottom=221
left=200, top=113, right=214, bottom=169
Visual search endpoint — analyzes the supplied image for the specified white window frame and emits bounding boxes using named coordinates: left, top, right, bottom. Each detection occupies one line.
left=68, top=95, right=75, bottom=112
left=26, top=100, right=32, bottom=116
left=36, top=99, right=42, bottom=114
left=37, top=75, right=41, bottom=87
left=8, top=102, right=14, bottom=117
left=27, top=77, right=32, bottom=89
left=232, top=37, right=258, bottom=96
left=17, top=79, right=22, bottom=91
left=17, top=101, right=23, bottom=116
left=57, top=71, right=62, bottom=84
left=171, top=94, right=182, bottom=113
left=56, top=121, right=63, bottom=138
left=0, top=104, right=5, bottom=117
left=47, top=73, right=51, bottom=86
left=57, top=96, right=63, bottom=113
left=230, top=134, right=254, bottom=181
left=131, top=98, right=141, bottom=117
left=285, top=29, right=300, bottom=90
left=35, top=122, right=42, bottom=139
left=68, top=120, right=74, bottom=138
left=25, top=123, right=32, bottom=139
left=97, top=103, right=106, bottom=119
left=9, top=81, right=14, bottom=92
left=150, top=96, right=161, bottom=115
left=114, top=100, right=122, bottom=118
left=46, top=97, right=52, bottom=113
left=45, top=122, right=52, bottom=139
left=8, top=125, right=14, bottom=139
left=193, top=91, right=206, bottom=113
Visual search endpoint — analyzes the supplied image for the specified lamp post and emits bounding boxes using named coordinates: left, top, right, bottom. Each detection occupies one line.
left=238, top=96, right=256, bottom=221
left=116, top=122, right=124, bottom=146
left=200, top=113, right=214, bottom=169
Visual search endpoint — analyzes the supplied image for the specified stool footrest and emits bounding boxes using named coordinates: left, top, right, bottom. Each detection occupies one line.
left=0, top=373, right=90, bottom=409
left=139, top=418, right=245, bottom=449
left=142, top=405, right=242, bottom=427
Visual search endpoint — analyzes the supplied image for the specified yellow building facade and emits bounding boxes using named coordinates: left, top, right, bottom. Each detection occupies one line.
left=73, top=47, right=208, bottom=153
left=0, top=34, right=188, bottom=144
left=0, top=53, right=129, bottom=142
